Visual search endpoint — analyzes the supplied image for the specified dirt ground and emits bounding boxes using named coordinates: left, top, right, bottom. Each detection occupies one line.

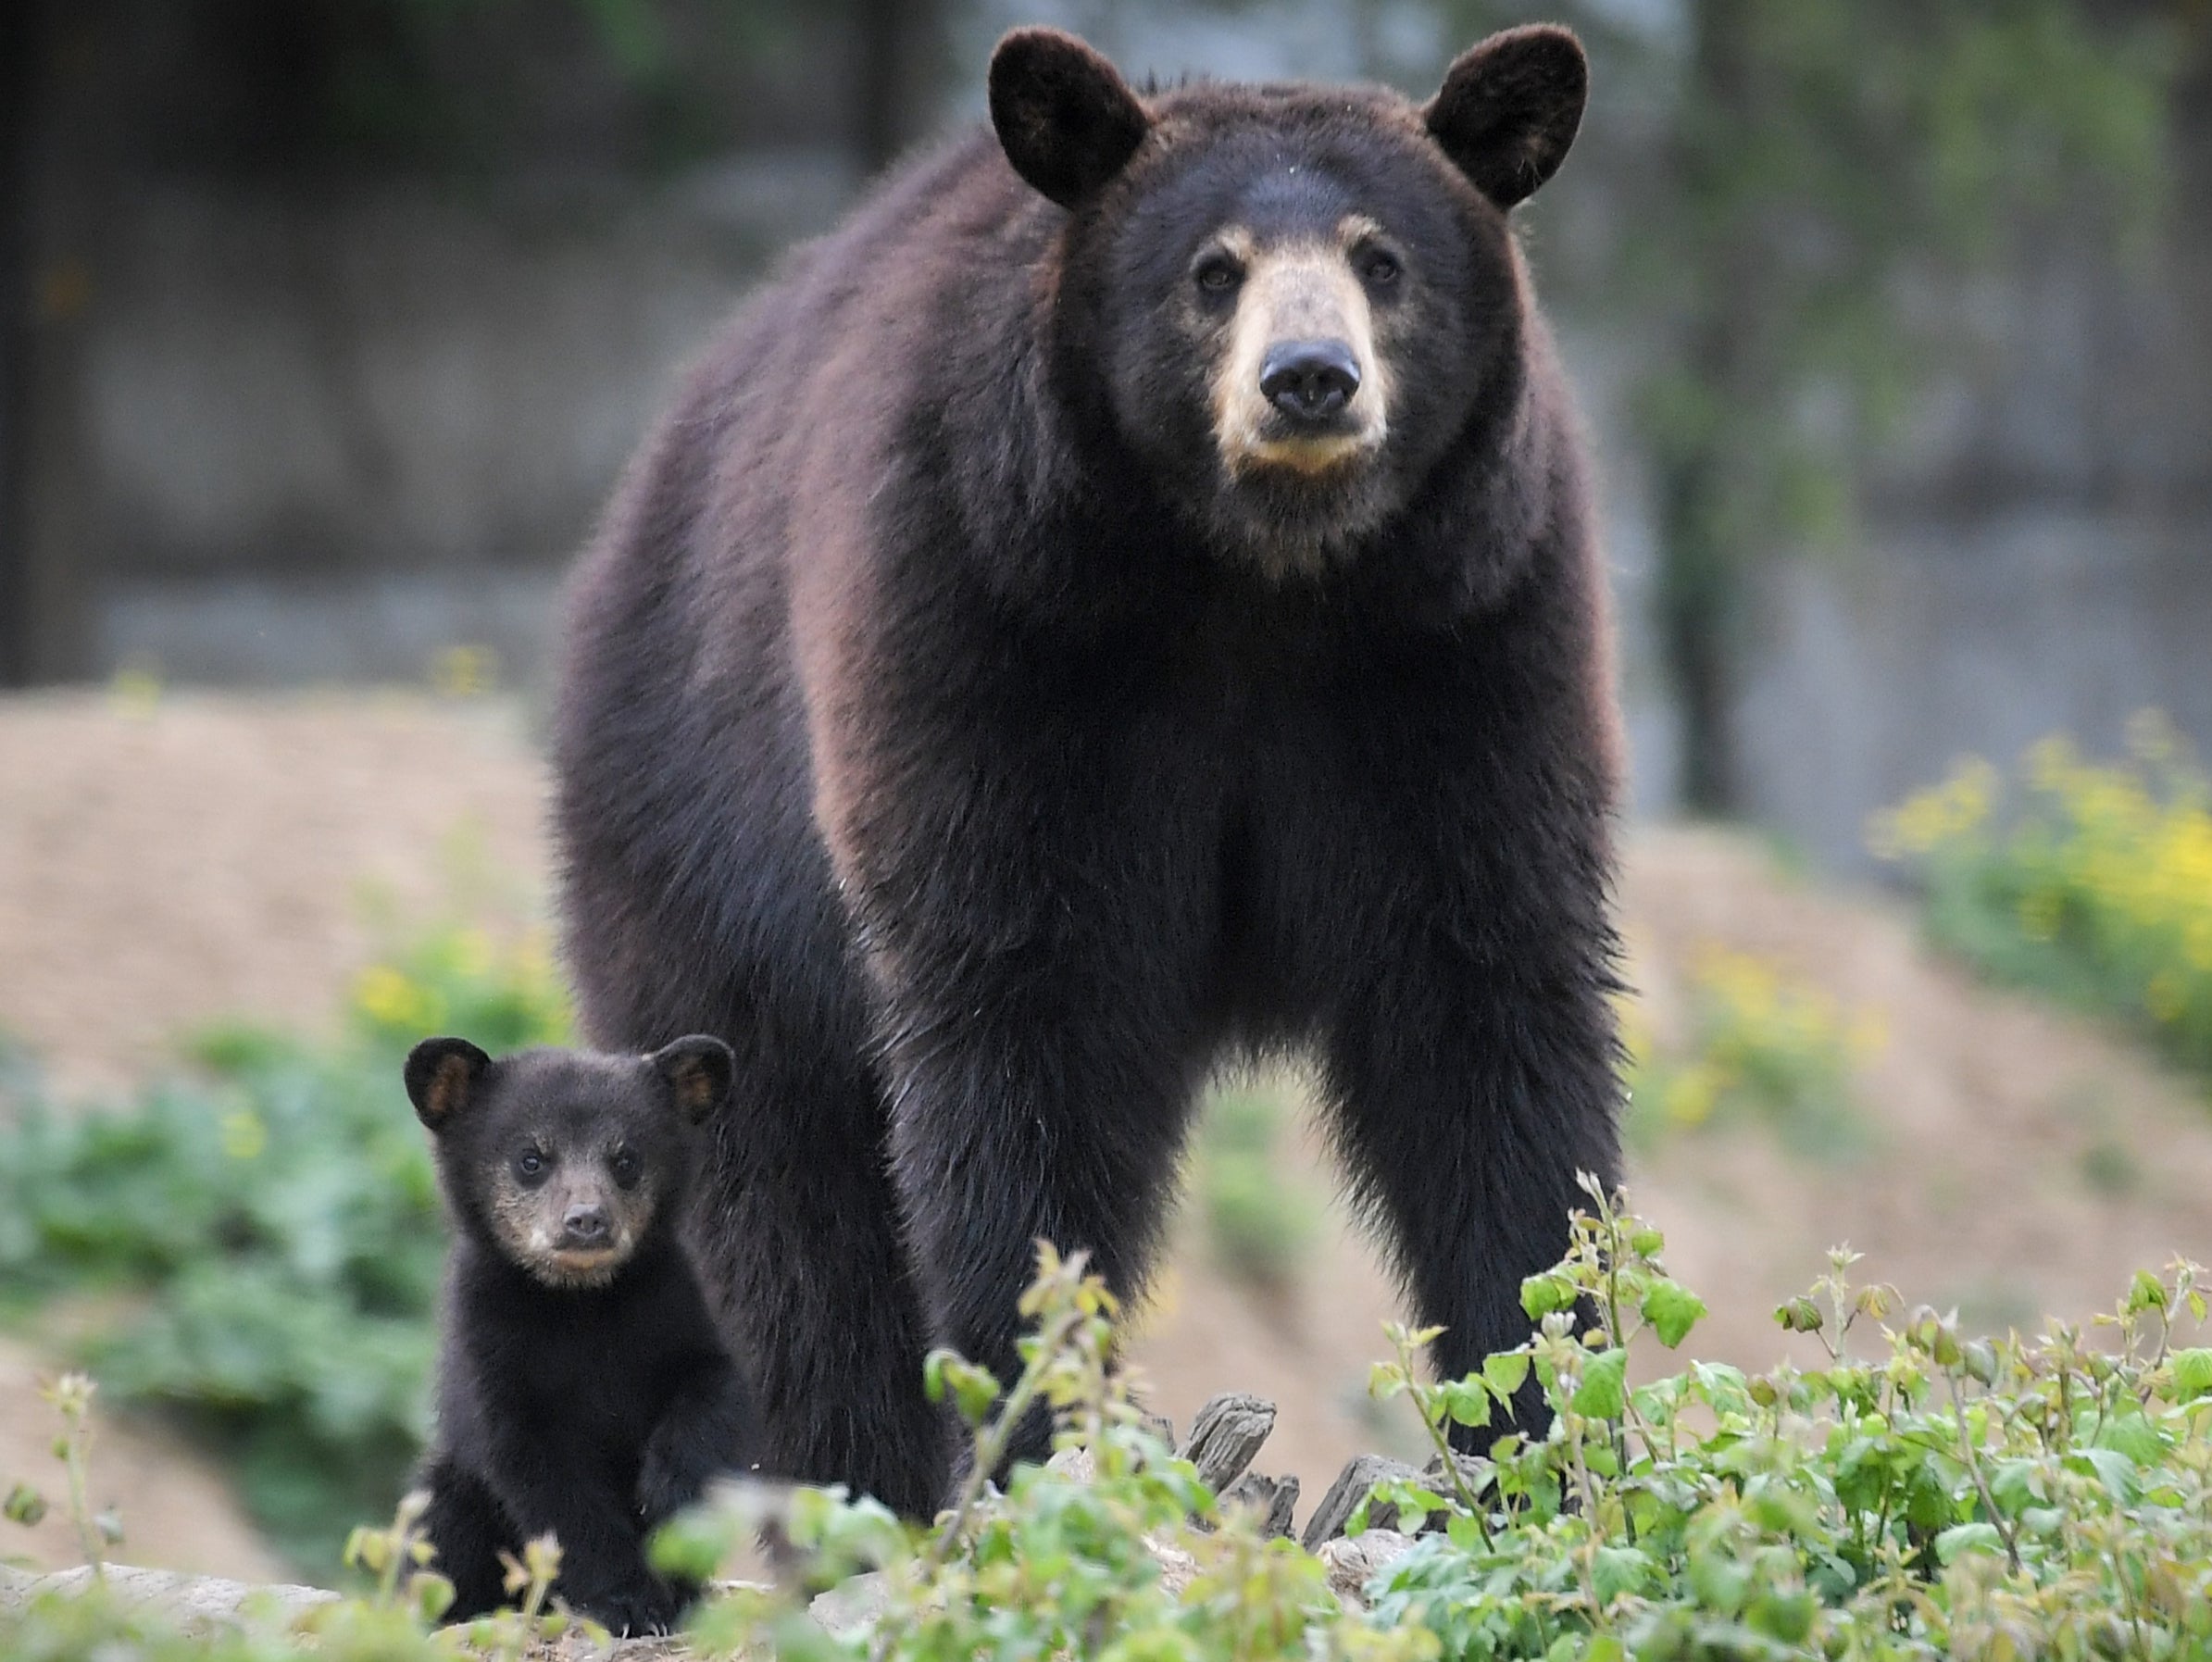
left=3, top=690, right=2209, bottom=1576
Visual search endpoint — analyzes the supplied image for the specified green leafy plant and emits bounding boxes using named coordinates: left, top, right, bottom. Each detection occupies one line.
left=656, top=1241, right=1439, bottom=1662
left=0, top=916, right=570, bottom=1581
left=1622, top=947, right=1881, bottom=1161
left=1359, top=1179, right=2212, bottom=1657
left=7, top=1198, right=2212, bottom=1657
left=1875, top=715, right=2212, bottom=1085
left=1190, top=1079, right=1323, bottom=1301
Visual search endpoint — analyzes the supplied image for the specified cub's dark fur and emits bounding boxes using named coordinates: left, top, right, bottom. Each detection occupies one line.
left=406, top=1036, right=752, bottom=1633
left=557, top=23, right=1621, bottom=1517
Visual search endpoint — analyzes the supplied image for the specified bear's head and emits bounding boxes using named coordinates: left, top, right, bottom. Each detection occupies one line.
left=991, top=24, right=1585, bottom=578
left=404, top=1036, right=733, bottom=1290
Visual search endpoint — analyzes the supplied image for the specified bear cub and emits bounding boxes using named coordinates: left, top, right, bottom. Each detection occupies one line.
left=404, top=1033, right=754, bottom=1633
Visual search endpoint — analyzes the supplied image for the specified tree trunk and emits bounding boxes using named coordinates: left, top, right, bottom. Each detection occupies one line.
left=0, top=1, right=35, bottom=685
left=853, top=0, right=945, bottom=175
left=1654, top=0, right=1758, bottom=817
left=1655, top=446, right=1741, bottom=817
left=2, top=0, right=107, bottom=686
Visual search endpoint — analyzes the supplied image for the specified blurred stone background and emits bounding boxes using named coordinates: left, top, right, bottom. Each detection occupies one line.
left=7, top=1, right=2209, bottom=868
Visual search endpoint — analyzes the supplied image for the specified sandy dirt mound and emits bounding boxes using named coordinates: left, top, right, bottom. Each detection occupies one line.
left=0, top=1339, right=288, bottom=1580
left=0, top=690, right=547, bottom=1099
left=3, top=691, right=2209, bottom=1568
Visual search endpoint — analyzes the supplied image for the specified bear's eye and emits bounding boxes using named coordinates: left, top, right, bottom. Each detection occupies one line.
left=1193, top=255, right=1243, bottom=295
left=514, top=1149, right=548, bottom=1184
left=608, top=1149, right=641, bottom=1188
left=1359, top=249, right=1402, bottom=287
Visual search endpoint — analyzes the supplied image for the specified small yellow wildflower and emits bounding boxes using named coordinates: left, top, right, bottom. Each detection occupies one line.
left=355, top=965, right=440, bottom=1032
left=221, top=1108, right=268, bottom=1161
left=430, top=644, right=499, bottom=698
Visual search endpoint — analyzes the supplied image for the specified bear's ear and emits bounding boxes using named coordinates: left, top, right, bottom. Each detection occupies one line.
left=404, top=1037, right=492, bottom=1131
left=649, top=1035, right=735, bottom=1127
left=990, top=27, right=1151, bottom=209
left=1424, top=25, right=1588, bottom=209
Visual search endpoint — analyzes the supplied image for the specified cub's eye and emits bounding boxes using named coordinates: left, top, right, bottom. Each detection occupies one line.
left=1193, top=256, right=1243, bottom=294
left=514, top=1150, right=547, bottom=1183
left=1360, top=250, right=1402, bottom=286
left=608, top=1149, right=641, bottom=1187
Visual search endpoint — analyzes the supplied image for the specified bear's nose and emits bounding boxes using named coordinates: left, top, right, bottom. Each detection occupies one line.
left=1259, top=339, right=1360, bottom=423
left=559, top=1205, right=611, bottom=1247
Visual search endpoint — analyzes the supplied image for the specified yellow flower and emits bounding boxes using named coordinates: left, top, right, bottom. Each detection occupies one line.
left=355, top=964, right=438, bottom=1032
left=430, top=643, right=499, bottom=698
left=1664, top=1064, right=1721, bottom=1127
left=221, top=1109, right=267, bottom=1161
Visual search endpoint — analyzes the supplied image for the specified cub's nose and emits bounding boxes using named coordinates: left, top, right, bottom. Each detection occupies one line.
left=1259, top=339, right=1360, bottom=423
left=558, top=1205, right=611, bottom=1247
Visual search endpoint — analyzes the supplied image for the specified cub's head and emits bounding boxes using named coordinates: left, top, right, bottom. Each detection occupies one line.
left=404, top=1035, right=733, bottom=1291
left=991, top=24, right=1586, bottom=576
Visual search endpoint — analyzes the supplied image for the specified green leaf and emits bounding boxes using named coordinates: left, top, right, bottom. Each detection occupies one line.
left=2063, top=1446, right=2141, bottom=1504
left=2, top=1483, right=47, bottom=1527
left=2167, top=1347, right=2212, bottom=1400
left=1748, top=1588, right=1818, bottom=1643
left=1934, top=1521, right=2005, bottom=1563
left=1686, top=1543, right=1752, bottom=1615
left=2096, top=1411, right=2164, bottom=1466
left=1642, top=1280, right=1707, bottom=1348
left=921, top=1352, right=1000, bottom=1428
left=1573, top=1348, right=1630, bottom=1419
left=1592, top=1544, right=1653, bottom=1603
left=1522, top=1272, right=1576, bottom=1319
left=1483, top=1352, right=1531, bottom=1403
left=1774, top=1295, right=1824, bottom=1333
left=1440, top=1378, right=1492, bottom=1429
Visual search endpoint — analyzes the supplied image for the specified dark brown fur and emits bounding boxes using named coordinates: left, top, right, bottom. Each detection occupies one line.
left=555, top=26, right=1623, bottom=1517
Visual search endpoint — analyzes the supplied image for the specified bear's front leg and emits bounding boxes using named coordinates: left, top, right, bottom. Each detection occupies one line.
left=636, top=1354, right=755, bottom=1527
left=477, top=1418, right=679, bottom=1634
left=416, top=1453, right=519, bottom=1622
left=875, top=943, right=1206, bottom=1468
left=1321, top=934, right=1622, bottom=1448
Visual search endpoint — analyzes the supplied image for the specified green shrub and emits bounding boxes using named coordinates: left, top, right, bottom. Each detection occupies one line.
left=7, top=1201, right=2211, bottom=1658
left=1874, top=715, right=2212, bottom=1083
left=1622, top=948, right=1881, bottom=1161
left=0, top=919, right=570, bottom=1581
left=680, top=1193, right=2211, bottom=1660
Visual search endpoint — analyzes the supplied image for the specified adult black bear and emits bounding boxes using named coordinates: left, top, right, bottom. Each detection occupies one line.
left=556, top=23, right=1622, bottom=1518
left=406, top=1036, right=752, bottom=1633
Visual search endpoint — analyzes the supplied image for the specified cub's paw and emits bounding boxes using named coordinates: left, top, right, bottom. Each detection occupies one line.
left=634, top=1446, right=705, bottom=1528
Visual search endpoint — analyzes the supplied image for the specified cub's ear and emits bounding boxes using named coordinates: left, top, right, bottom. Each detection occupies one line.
left=404, top=1037, right=492, bottom=1131
left=990, top=27, right=1150, bottom=208
left=1425, top=24, right=1588, bottom=208
left=649, top=1035, right=735, bottom=1127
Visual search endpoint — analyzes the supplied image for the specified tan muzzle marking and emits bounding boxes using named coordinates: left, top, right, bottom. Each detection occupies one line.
left=1211, top=232, right=1391, bottom=476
